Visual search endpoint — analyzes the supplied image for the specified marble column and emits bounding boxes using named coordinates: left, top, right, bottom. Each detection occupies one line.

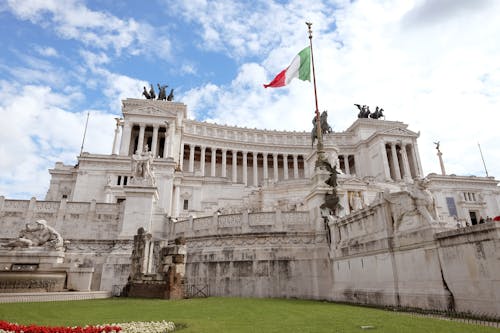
left=232, top=150, right=238, bottom=182
left=283, top=154, right=289, bottom=180
left=200, top=146, right=206, bottom=176
left=253, top=152, right=258, bottom=186
left=293, top=154, right=299, bottom=179
left=263, top=153, right=268, bottom=180
left=221, top=149, right=227, bottom=178
left=173, top=185, right=180, bottom=218
left=242, top=151, right=248, bottom=186
left=400, top=144, right=411, bottom=181
left=189, top=144, right=195, bottom=172
left=380, top=141, right=392, bottom=180
left=273, top=153, right=279, bottom=182
left=112, top=118, right=122, bottom=155
left=137, top=124, right=146, bottom=153
left=179, top=142, right=184, bottom=170
left=151, top=125, right=159, bottom=158
left=391, top=143, right=402, bottom=181
left=211, top=148, right=217, bottom=177
left=163, top=125, right=170, bottom=159
left=119, top=122, right=132, bottom=155
left=412, top=143, right=423, bottom=178
left=344, top=155, right=350, bottom=175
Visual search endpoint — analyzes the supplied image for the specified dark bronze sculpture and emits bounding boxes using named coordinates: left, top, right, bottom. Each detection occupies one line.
left=311, top=110, right=332, bottom=147
left=167, top=88, right=174, bottom=101
left=142, top=86, right=151, bottom=99
left=320, top=161, right=341, bottom=216
left=370, top=106, right=384, bottom=119
left=142, top=82, right=173, bottom=101
left=355, top=104, right=384, bottom=119
left=157, top=83, right=168, bottom=100
left=149, top=84, right=156, bottom=100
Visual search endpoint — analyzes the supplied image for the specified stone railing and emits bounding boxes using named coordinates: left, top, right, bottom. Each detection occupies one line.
left=0, top=197, right=121, bottom=240
left=171, top=210, right=312, bottom=239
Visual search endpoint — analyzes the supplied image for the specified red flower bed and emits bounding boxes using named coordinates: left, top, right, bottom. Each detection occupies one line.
left=0, top=320, right=121, bottom=333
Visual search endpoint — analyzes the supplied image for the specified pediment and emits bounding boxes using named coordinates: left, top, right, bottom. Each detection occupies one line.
left=338, top=176, right=368, bottom=186
left=124, top=105, right=175, bottom=117
left=381, top=127, right=418, bottom=137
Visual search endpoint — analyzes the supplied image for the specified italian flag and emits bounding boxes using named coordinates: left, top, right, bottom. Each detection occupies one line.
left=263, top=46, right=311, bottom=88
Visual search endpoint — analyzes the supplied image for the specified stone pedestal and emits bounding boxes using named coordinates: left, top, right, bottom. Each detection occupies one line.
left=0, top=249, right=67, bottom=293
left=67, top=267, right=94, bottom=291
left=120, top=185, right=158, bottom=237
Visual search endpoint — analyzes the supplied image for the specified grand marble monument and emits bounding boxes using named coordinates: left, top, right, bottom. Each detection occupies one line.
left=0, top=97, right=499, bottom=315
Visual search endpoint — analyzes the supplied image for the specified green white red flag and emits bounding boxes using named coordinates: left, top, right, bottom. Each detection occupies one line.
left=263, top=46, right=311, bottom=88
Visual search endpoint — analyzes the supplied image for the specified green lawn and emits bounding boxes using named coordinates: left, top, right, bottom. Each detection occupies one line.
left=0, top=297, right=497, bottom=333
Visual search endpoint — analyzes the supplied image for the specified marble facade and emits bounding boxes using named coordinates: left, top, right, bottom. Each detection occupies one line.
left=1, top=98, right=499, bottom=315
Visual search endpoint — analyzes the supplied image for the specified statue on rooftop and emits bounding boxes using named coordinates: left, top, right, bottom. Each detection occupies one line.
left=149, top=84, right=156, bottom=100
left=354, top=104, right=371, bottom=118
left=157, top=83, right=168, bottom=100
left=370, top=106, right=384, bottom=119
left=142, top=86, right=151, bottom=99
left=167, top=88, right=174, bottom=101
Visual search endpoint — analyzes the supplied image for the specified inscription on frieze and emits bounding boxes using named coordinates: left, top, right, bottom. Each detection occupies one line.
left=11, top=264, right=38, bottom=271
left=218, top=214, right=241, bottom=228
left=249, top=213, right=274, bottom=225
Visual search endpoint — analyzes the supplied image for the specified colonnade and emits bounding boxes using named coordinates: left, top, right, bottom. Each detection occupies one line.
left=115, top=121, right=173, bottom=158
left=181, top=144, right=305, bottom=186
left=338, top=154, right=356, bottom=175
left=384, top=142, right=420, bottom=181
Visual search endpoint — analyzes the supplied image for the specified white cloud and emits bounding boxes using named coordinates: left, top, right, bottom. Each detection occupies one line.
left=168, top=0, right=334, bottom=59
left=0, top=79, right=116, bottom=199
left=180, top=0, right=500, bottom=180
left=34, top=45, right=58, bottom=57
left=6, top=0, right=171, bottom=57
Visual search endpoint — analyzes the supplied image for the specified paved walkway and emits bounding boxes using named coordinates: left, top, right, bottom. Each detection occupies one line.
left=0, top=291, right=111, bottom=303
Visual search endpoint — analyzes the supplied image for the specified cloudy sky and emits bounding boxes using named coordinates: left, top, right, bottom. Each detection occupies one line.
left=0, top=0, right=499, bottom=199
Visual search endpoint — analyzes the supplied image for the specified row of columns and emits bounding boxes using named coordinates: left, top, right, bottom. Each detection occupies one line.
left=183, top=145, right=303, bottom=186
left=385, top=142, right=420, bottom=181
left=339, top=154, right=355, bottom=175
left=116, top=122, right=173, bottom=158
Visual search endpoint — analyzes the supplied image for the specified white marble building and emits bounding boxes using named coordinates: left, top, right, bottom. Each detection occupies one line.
left=44, top=99, right=498, bottom=225
left=1, top=98, right=499, bottom=315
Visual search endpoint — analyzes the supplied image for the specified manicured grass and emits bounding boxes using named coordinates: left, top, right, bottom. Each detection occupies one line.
left=0, top=297, right=496, bottom=333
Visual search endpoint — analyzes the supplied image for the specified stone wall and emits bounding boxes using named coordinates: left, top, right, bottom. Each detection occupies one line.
left=0, top=197, right=122, bottom=240
left=328, top=192, right=500, bottom=317
left=0, top=197, right=130, bottom=293
left=436, top=223, right=500, bottom=315
left=171, top=210, right=332, bottom=299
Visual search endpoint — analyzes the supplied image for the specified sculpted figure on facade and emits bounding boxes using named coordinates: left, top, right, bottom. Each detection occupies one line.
left=320, top=161, right=341, bottom=216
left=311, top=110, right=332, bottom=146
left=349, top=192, right=363, bottom=211
left=131, top=144, right=155, bottom=184
left=4, top=219, right=64, bottom=251
left=408, top=179, right=439, bottom=223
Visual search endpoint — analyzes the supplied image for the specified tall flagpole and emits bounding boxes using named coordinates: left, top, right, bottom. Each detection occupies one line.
left=478, top=143, right=489, bottom=177
left=80, top=112, right=90, bottom=156
left=306, top=22, right=326, bottom=167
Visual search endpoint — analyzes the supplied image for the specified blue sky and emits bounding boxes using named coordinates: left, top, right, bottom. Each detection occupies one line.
left=0, top=0, right=499, bottom=199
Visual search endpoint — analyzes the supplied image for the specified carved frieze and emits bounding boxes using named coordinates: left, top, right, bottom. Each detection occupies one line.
left=0, top=279, right=59, bottom=291
left=2, top=200, right=29, bottom=211
left=218, top=214, right=241, bottom=228
left=186, top=232, right=326, bottom=249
